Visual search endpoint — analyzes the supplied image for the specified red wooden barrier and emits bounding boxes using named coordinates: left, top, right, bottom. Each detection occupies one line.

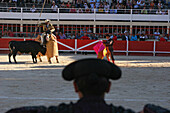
left=156, top=41, right=170, bottom=52
left=0, top=38, right=170, bottom=56
left=129, top=41, right=154, bottom=51
left=57, top=39, right=75, bottom=51
left=77, top=39, right=98, bottom=51
left=113, top=41, right=127, bottom=51
left=0, top=38, right=24, bottom=48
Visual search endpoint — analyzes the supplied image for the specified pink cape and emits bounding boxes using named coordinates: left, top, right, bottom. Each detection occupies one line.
left=93, top=41, right=105, bottom=55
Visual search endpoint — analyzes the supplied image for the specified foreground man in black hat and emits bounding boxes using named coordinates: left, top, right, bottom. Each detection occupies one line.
left=5, top=58, right=170, bottom=113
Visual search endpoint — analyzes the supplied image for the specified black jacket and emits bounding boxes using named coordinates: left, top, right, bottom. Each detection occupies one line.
left=5, top=96, right=136, bottom=113
left=103, top=38, right=114, bottom=52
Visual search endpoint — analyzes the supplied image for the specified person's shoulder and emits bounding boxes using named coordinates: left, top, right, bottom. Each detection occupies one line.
left=48, top=102, right=73, bottom=113
left=5, top=103, right=74, bottom=113
left=110, top=104, right=136, bottom=113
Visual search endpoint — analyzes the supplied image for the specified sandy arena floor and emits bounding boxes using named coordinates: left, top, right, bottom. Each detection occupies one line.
left=0, top=53, right=170, bottom=112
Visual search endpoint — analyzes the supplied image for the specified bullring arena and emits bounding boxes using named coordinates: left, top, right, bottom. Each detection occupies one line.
left=0, top=1, right=170, bottom=112
left=0, top=53, right=170, bottom=112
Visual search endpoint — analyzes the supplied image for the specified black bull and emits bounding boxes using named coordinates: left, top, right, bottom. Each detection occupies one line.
left=8, top=40, right=46, bottom=63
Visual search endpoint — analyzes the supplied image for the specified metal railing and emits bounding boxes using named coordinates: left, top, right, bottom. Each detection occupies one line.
left=0, top=7, right=169, bottom=22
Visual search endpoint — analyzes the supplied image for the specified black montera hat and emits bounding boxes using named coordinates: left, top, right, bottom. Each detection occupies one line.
left=62, top=58, right=121, bottom=81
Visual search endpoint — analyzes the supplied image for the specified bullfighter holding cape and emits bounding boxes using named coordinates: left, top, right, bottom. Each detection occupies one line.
left=93, top=34, right=115, bottom=63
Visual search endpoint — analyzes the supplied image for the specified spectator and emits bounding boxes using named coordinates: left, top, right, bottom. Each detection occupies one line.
left=159, top=37, right=166, bottom=42
left=8, top=30, right=14, bottom=37
left=110, top=33, right=117, bottom=41
left=68, top=34, right=71, bottom=39
left=116, top=2, right=121, bottom=9
left=131, top=33, right=138, bottom=41
left=75, top=0, right=81, bottom=8
left=117, top=31, right=122, bottom=39
left=80, top=28, right=86, bottom=35
left=85, top=8, right=91, bottom=13
left=99, top=2, right=104, bottom=8
left=95, top=0, right=100, bottom=8
left=153, top=0, right=159, bottom=4
left=161, top=9, right=167, bottom=15
left=17, top=0, right=24, bottom=7
left=159, top=33, right=168, bottom=41
left=110, top=6, right=117, bottom=14
left=90, top=0, right=95, bottom=8
left=59, top=31, right=67, bottom=39
left=91, top=5, right=97, bottom=12
left=51, top=1, right=58, bottom=13
left=120, top=4, right=126, bottom=14
left=113, top=30, right=118, bottom=36
left=139, top=33, right=146, bottom=41
left=60, top=2, right=66, bottom=13
left=2, top=28, right=8, bottom=37
left=112, top=33, right=117, bottom=41
left=157, top=0, right=163, bottom=9
left=150, top=1, right=155, bottom=9
left=126, top=0, right=132, bottom=9
left=12, top=0, right=17, bottom=3
left=80, top=33, right=90, bottom=40
left=156, top=8, right=162, bottom=15
left=8, top=7, right=17, bottom=12
left=104, top=2, right=110, bottom=10
left=30, top=4, right=37, bottom=13
left=136, top=0, right=141, bottom=8
left=145, top=29, right=150, bottom=38
left=117, top=0, right=123, bottom=4
left=162, top=29, right=167, bottom=36
left=77, top=8, right=83, bottom=13
left=140, top=1, right=145, bottom=9
left=105, top=8, right=109, bottom=14
left=60, top=1, right=66, bottom=8
left=70, top=33, right=75, bottom=39
left=98, top=6, right=104, bottom=13
left=87, top=28, right=92, bottom=34
left=76, top=33, right=81, bottom=39
left=55, top=32, right=60, bottom=39
left=133, top=1, right=139, bottom=9
left=148, top=7, right=155, bottom=14
left=154, top=29, right=160, bottom=39
left=84, top=2, right=89, bottom=9
left=105, top=28, right=109, bottom=34
left=79, top=1, right=85, bottom=8
left=122, top=31, right=130, bottom=41
left=70, top=5, right=77, bottom=13
left=91, top=33, right=98, bottom=40
left=141, top=7, right=148, bottom=14
left=66, top=1, right=71, bottom=8
left=72, top=0, right=76, bottom=5
left=26, top=0, right=32, bottom=3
